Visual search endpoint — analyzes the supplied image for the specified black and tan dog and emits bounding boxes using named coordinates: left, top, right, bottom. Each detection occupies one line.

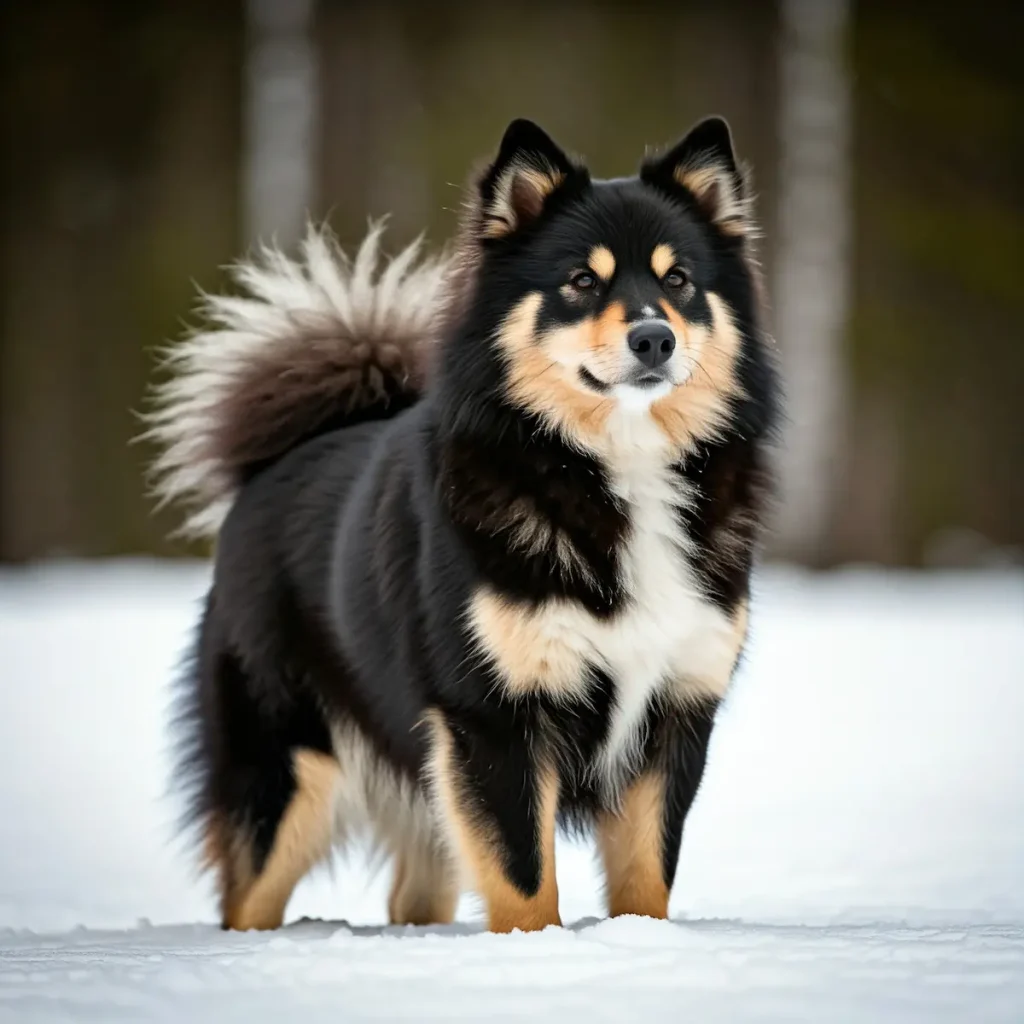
left=148, top=116, right=780, bottom=933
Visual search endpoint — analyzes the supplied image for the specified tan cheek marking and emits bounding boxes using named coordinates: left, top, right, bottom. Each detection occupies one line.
left=426, top=712, right=561, bottom=934
left=597, top=772, right=669, bottom=920
left=544, top=318, right=596, bottom=364
left=222, top=749, right=339, bottom=931
left=589, top=245, right=616, bottom=282
left=496, top=293, right=613, bottom=445
left=467, top=588, right=589, bottom=699
left=650, top=243, right=676, bottom=279
left=650, top=292, right=744, bottom=451
left=592, top=300, right=627, bottom=359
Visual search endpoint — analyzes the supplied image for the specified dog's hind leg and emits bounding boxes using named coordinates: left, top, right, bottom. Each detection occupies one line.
left=387, top=839, right=458, bottom=927
left=212, top=747, right=339, bottom=931
left=181, top=595, right=340, bottom=931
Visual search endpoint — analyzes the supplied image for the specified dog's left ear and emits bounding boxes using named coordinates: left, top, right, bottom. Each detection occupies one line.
left=640, top=116, right=752, bottom=239
left=478, top=119, right=588, bottom=240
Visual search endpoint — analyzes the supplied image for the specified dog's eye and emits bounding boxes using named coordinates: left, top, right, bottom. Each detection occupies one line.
left=570, top=271, right=597, bottom=292
left=664, top=267, right=689, bottom=289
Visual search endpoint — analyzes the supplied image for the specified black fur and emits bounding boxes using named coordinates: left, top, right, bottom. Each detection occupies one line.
left=164, top=116, right=781, bottom=925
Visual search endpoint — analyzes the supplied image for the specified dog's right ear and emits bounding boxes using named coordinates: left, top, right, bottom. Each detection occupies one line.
left=640, top=117, right=752, bottom=239
left=477, top=120, right=588, bottom=240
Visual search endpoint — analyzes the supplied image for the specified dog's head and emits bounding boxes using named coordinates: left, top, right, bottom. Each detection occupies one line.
left=449, top=117, right=766, bottom=461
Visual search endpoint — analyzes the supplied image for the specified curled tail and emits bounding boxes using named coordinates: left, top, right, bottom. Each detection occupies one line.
left=144, top=222, right=451, bottom=538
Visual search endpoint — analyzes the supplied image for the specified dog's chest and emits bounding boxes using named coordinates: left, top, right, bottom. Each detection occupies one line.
left=581, top=465, right=732, bottom=768
left=468, top=463, right=737, bottom=775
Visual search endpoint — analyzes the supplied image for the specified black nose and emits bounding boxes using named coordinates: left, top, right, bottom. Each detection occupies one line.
left=627, top=321, right=676, bottom=369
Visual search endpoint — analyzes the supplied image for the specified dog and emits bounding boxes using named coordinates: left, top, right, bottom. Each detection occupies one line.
left=147, top=116, right=780, bottom=933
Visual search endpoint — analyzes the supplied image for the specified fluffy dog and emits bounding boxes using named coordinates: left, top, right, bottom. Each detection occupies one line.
left=148, top=116, right=780, bottom=932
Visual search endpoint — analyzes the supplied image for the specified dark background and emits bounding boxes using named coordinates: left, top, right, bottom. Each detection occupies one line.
left=1, top=0, right=1021, bottom=567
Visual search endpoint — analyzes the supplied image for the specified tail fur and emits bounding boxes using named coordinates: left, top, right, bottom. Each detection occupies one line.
left=144, top=222, right=451, bottom=538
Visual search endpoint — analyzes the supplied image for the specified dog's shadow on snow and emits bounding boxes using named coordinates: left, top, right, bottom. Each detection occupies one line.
left=281, top=914, right=665, bottom=939
left=287, top=915, right=483, bottom=939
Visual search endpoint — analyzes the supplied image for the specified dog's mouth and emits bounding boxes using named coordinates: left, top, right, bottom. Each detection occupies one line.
left=577, top=367, right=675, bottom=393
left=577, top=367, right=611, bottom=393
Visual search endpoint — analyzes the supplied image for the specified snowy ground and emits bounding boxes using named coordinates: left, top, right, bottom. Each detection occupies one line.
left=0, top=561, right=1022, bottom=1022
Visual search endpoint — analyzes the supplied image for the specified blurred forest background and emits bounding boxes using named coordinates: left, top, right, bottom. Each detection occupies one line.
left=1, top=0, right=1021, bottom=567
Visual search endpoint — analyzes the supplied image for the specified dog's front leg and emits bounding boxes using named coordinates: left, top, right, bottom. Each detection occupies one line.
left=425, top=708, right=561, bottom=933
left=597, top=699, right=718, bottom=920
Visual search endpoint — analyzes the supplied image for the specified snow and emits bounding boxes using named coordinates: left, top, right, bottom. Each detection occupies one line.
left=1, top=561, right=1022, bottom=1021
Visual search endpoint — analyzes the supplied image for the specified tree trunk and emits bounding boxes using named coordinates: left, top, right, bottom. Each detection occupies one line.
left=771, top=0, right=852, bottom=565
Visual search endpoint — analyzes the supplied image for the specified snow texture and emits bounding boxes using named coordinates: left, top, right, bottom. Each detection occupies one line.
left=1, top=561, right=1022, bottom=1022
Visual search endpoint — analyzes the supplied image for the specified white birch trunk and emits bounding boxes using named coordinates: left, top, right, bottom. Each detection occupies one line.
left=243, top=0, right=318, bottom=247
left=773, top=0, right=852, bottom=563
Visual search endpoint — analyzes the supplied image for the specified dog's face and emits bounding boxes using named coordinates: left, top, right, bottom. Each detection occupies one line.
left=471, top=118, right=758, bottom=459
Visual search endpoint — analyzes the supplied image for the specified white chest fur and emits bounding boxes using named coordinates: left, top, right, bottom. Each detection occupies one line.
left=466, top=440, right=745, bottom=784
left=593, top=457, right=735, bottom=772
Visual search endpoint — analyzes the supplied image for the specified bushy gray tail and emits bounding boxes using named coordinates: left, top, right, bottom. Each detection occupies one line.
left=144, top=222, right=451, bottom=538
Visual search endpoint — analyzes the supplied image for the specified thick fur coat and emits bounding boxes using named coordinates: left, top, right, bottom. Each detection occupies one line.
left=147, top=117, right=780, bottom=932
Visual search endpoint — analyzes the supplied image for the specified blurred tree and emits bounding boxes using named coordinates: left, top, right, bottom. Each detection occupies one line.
left=0, top=0, right=1020, bottom=566
left=772, top=0, right=852, bottom=566
left=1, top=1, right=243, bottom=560
left=243, top=0, right=317, bottom=246
left=836, top=0, right=1024, bottom=566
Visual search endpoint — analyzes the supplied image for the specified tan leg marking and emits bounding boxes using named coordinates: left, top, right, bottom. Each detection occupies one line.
left=221, top=749, right=339, bottom=931
left=427, top=712, right=561, bottom=933
left=597, top=773, right=669, bottom=920
left=388, top=842, right=458, bottom=927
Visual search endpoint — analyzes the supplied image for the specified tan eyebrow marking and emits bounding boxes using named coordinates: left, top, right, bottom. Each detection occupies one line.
left=650, top=243, right=676, bottom=278
left=588, top=245, right=616, bottom=282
